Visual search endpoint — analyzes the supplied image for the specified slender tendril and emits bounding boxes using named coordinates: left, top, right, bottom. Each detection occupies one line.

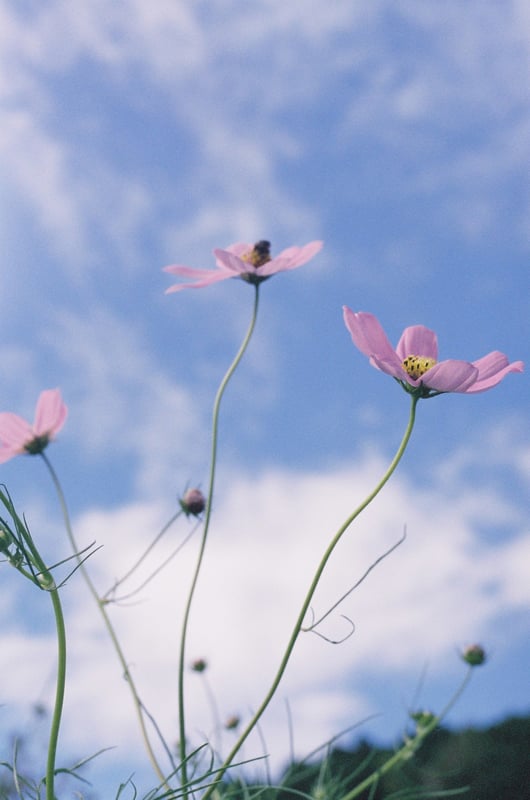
left=39, top=452, right=171, bottom=788
left=104, top=508, right=183, bottom=599
left=202, top=394, right=419, bottom=798
left=177, top=284, right=261, bottom=793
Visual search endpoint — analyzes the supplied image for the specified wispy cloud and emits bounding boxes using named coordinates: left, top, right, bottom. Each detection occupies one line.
left=5, top=0, right=528, bottom=278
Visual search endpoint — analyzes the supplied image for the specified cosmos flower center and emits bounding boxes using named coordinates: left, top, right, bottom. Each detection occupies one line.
left=402, top=355, right=437, bottom=379
left=241, top=240, right=272, bottom=268
left=24, top=434, right=51, bottom=455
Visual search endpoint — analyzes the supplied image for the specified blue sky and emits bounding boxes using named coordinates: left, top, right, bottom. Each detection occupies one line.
left=1, top=0, right=529, bottom=793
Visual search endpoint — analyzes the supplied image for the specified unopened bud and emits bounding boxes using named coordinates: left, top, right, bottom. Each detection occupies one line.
left=225, top=714, right=240, bottom=730
left=180, top=488, right=206, bottom=517
left=410, top=710, right=436, bottom=729
left=461, top=644, right=486, bottom=666
left=190, top=658, right=208, bottom=673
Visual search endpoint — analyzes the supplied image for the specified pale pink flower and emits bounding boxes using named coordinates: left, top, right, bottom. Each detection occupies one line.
left=343, top=308, right=523, bottom=397
left=164, top=240, right=323, bottom=292
left=0, top=389, right=68, bottom=462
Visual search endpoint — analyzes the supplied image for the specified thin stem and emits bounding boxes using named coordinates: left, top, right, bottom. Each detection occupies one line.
left=39, top=452, right=171, bottom=789
left=304, top=528, right=406, bottom=633
left=104, top=509, right=183, bottom=599
left=45, top=586, right=66, bottom=800
left=17, top=518, right=66, bottom=800
left=108, top=520, right=199, bottom=604
left=202, top=394, right=419, bottom=798
left=177, top=284, right=261, bottom=792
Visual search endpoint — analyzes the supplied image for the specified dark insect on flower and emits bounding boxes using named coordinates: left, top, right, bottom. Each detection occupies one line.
left=246, top=240, right=271, bottom=268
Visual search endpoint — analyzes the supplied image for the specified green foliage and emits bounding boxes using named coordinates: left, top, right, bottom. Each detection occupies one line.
left=242, top=715, right=530, bottom=800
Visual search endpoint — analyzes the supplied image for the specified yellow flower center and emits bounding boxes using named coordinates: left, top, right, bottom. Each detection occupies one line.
left=242, top=240, right=272, bottom=268
left=402, top=355, right=437, bottom=380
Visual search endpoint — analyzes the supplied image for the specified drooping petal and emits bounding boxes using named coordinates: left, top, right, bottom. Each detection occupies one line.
left=421, top=360, right=478, bottom=392
left=33, top=389, right=68, bottom=437
left=396, top=325, right=438, bottom=361
left=0, top=413, right=32, bottom=449
left=464, top=355, right=524, bottom=393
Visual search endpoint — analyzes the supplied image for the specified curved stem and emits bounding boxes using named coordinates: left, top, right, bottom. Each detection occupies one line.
left=45, top=586, right=67, bottom=800
left=202, top=394, right=419, bottom=797
left=177, top=284, right=260, bottom=791
left=40, top=452, right=170, bottom=788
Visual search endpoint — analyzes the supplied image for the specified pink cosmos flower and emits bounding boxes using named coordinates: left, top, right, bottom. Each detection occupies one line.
left=343, top=308, right=524, bottom=397
left=164, top=239, right=323, bottom=292
left=0, top=389, right=68, bottom=462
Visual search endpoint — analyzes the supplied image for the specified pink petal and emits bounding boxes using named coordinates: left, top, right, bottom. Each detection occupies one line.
left=0, top=412, right=32, bottom=449
left=165, top=270, right=233, bottom=293
left=343, top=309, right=402, bottom=368
left=0, top=444, right=20, bottom=463
left=33, top=389, right=68, bottom=437
left=464, top=356, right=524, bottom=393
left=163, top=265, right=224, bottom=278
left=237, top=241, right=323, bottom=277
left=396, top=325, right=438, bottom=361
left=257, top=256, right=291, bottom=276
left=213, top=249, right=255, bottom=274
left=264, top=240, right=323, bottom=273
left=422, top=360, right=478, bottom=392
left=370, top=355, right=410, bottom=380
left=224, top=243, right=253, bottom=257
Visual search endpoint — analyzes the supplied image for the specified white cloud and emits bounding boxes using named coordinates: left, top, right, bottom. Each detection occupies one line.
left=1, top=440, right=526, bottom=788
left=43, top=305, right=208, bottom=496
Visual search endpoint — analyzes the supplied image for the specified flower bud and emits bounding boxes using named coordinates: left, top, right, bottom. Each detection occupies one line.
left=461, top=644, right=486, bottom=666
left=410, top=710, right=436, bottom=729
left=180, top=488, right=206, bottom=517
left=190, top=658, right=208, bottom=673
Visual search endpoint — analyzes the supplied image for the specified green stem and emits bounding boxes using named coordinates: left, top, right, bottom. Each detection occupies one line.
left=338, top=667, right=474, bottom=800
left=18, top=518, right=67, bottom=800
left=202, top=394, right=419, bottom=798
left=45, top=586, right=67, bottom=800
left=40, top=452, right=171, bottom=789
left=177, top=284, right=261, bottom=792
